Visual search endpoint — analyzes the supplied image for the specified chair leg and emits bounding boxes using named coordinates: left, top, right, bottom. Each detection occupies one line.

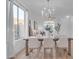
left=44, top=48, right=53, bottom=59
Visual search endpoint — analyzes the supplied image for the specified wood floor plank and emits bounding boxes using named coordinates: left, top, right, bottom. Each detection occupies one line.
left=13, top=48, right=72, bottom=59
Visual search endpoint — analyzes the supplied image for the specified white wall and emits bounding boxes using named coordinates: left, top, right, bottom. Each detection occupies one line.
left=59, top=16, right=73, bottom=37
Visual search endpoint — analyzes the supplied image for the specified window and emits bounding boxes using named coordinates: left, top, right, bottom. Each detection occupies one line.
left=13, top=4, right=27, bottom=40
left=13, top=4, right=18, bottom=39
left=18, top=8, right=24, bottom=38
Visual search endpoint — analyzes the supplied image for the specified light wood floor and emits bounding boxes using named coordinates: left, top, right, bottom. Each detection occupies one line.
left=13, top=48, right=72, bottom=59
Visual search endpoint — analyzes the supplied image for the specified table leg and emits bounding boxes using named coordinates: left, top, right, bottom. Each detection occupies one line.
left=53, top=38, right=59, bottom=59
left=26, top=39, right=29, bottom=56
left=37, top=39, right=43, bottom=57
left=68, top=38, right=73, bottom=56
left=53, top=41, right=57, bottom=59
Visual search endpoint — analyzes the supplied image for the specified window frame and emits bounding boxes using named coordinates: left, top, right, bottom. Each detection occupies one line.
left=12, top=2, right=28, bottom=40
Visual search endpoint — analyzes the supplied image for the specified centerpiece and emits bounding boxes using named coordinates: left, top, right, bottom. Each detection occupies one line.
left=44, top=20, right=61, bottom=37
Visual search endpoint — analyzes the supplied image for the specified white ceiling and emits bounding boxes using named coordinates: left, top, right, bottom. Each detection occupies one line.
left=16, top=0, right=73, bottom=20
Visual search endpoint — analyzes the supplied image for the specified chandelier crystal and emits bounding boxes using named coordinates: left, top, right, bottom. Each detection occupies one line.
left=42, top=0, right=55, bottom=19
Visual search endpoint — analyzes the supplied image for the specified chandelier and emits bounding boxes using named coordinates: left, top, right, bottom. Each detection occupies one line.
left=42, top=0, right=61, bottom=36
left=42, top=0, right=55, bottom=20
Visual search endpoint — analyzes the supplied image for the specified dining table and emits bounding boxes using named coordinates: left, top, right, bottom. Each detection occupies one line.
left=23, top=36, right=73, bottom=59
left=23, top=36, right=59, bottom=59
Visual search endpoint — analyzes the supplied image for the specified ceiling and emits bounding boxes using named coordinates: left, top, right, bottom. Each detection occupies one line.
left=16, top=0, right=73, bottom=20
